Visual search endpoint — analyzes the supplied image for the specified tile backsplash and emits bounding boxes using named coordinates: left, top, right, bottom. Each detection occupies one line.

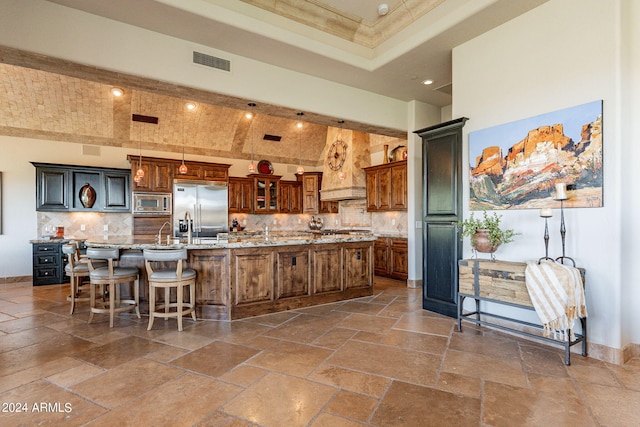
left=37, top=212, right=132, bottom=239
left=37, top=209, right=406, bottom=239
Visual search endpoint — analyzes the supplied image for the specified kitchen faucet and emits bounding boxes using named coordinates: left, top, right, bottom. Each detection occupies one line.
left=184, top=211, right=192, bottom=244
left=157, top=221, right=171, bottom=244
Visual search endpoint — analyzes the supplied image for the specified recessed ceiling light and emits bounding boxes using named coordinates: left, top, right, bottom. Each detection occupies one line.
left=110, top=87, right=124, bottom=97
left=422, top=79, right=434, bottom=85
left=185, top=102, right=196, bottom=111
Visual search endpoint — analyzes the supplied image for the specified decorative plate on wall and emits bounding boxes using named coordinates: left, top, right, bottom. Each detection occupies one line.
left=257, top=160, right=273, bottom=174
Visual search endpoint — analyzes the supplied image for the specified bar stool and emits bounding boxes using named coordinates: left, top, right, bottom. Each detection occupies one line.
left=64, top=242, right=107, bottom=314
left=86, top=247, right=141, bottom=327
left=63, top=243, right=91, bottom=314
left=143, top=248, right=197, bottom=332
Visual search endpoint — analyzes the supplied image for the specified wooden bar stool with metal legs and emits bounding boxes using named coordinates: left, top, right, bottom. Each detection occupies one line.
left=86, top=247, right=141, bottom=327
left=143, top=248, right=197, bottom=332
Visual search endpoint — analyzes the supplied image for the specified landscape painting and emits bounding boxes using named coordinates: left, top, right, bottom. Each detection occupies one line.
left=468, top=100, right=603, bottom=210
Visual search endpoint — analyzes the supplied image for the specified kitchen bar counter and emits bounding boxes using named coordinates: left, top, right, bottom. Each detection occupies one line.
left=85, top=231, right=376, bottom=250
left=85, top=232, right=374, bottom=320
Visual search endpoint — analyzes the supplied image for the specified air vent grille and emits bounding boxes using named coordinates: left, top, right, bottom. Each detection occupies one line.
left=263, top=134, right=282, bottom=142
left=193, top=51, right=231, bottom=72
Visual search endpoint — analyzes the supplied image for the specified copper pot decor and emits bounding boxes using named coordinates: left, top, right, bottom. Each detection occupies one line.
left=471, top=229, right=500, bottom=253
left=79, top=183, right=97, bottom=208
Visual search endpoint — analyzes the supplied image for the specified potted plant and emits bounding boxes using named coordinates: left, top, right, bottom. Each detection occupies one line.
left=458, top=211, right=517, bottom=253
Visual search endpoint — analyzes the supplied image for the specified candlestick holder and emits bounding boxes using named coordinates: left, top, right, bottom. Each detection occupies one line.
left=538, top=216, right=553, bottom=263
left=555, top=198, right=576, bottom=267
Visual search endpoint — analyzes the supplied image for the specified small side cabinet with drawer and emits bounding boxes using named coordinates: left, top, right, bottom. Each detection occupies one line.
left=32, top=242, right=68, bottom=286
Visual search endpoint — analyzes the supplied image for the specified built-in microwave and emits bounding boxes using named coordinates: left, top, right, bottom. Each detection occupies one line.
left=132, top=192, right=172, bottom=216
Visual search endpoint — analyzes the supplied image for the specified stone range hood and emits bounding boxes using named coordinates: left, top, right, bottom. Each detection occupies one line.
left=320, top=128, right=370, bottom=201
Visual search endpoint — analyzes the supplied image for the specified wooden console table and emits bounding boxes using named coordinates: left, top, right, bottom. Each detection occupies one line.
left=457, top=259, right=587, bottom=365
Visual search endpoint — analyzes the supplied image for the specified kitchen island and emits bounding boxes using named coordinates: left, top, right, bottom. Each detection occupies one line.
left=85, top=232, right=375, bottom=320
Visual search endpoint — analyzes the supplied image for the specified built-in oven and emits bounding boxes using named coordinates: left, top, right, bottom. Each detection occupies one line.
left=132, top=192, right=172, bottom=216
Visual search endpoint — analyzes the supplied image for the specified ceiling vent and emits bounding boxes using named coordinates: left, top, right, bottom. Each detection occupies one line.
left=263, top=134, right=282, bottom=142
left=193, top=51, right=231, bottom=72
left=132, top=114, right=159, bottom=124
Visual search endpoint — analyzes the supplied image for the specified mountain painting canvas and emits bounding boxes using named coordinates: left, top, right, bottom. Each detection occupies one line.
left=468, top=100, right=603, bottom=210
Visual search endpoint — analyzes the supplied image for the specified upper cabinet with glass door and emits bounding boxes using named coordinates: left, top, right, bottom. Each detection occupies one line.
left=249, top=174, right=281, bottom=214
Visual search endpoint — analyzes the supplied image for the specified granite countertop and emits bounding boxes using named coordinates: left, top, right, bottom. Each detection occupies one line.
left=373, top=233, right=408, bottom=239
left=85, top=231, right=376, bottom=250
left=29, top=237, right=79, bottom=244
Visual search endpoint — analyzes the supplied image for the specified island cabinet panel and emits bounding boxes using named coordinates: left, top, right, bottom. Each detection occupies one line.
left=231, top=248, right=275, bottom=305
left=311, top=245, right=343, bottom=293
left=277, top=248, right=310, bottom=298
left=87, top=238, right=373, bottom=321
left=344, top=243, right=373, bottom=289
left=189, top=249, right=229, bottom=306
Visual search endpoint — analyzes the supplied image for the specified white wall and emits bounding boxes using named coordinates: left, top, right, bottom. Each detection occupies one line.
left=620, top=0, right=640, bottom=348
left=453, top=0, right=633, bottom=349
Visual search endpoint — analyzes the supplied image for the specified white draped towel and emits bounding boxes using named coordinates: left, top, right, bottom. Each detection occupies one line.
left=524, top=260, right=587, bottom=341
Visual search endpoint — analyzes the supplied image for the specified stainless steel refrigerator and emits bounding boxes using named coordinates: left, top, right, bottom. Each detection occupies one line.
left=173, top=179, right=228, bottom=238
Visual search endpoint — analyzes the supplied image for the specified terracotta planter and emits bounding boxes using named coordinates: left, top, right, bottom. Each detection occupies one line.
left=472, top=229, right=500, bottom=253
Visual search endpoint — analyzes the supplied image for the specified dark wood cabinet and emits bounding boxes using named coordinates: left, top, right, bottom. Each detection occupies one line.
left=103, top=171, right=131, bottom=210
left=128, top=156, right=231, bottom=193
left=364, top=161, right=407, bottom=212
left=311, top=244, right=343, bottom=293
left=301, top=172, right=338, bottom=214
left=276, top=248, right=310, bottom=298
left=373, top=238, right=389, bottom=276
left=228, top=177, right=253, bottom=213
left=33, top=163, right=130, bottom=212
left=374, top=237, right=408, bottom=281
left=231, top=247, right=276, bottom=305
left=36, top=167, right=69, bottom=211
left=279, top=181, right=302, bottom=214
left=302, top=173, right=321, bottom=214
left=250, top=174, right=280, bottom=214
left=344, top=242, right=372, bottom=289
left=32, top=242, right=68, bottom=285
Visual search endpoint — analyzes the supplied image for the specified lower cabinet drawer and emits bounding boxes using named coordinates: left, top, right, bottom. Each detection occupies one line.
left=34, top=254, right=58, bottom=265
left=33, top=267, right=62, bottom=284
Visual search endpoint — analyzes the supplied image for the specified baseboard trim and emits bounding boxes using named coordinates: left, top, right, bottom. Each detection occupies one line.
left=407, top=279, right=422, bottom=289
left=0, top=276, right=32, bottom=289
left=623, top=343, right=640, bottom=363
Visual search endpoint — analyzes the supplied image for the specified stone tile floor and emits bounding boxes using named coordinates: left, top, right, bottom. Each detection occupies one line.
left=0, top=277, right=639, bottom=426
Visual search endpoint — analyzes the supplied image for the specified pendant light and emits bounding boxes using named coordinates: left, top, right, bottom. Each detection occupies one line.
left=134, top=92, right=144, bottom=183
left=247, top=103, right=257, bottom=173
left=178, top=100, right=190, bottom=175
left=296, top=112, right=304, bottom=175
